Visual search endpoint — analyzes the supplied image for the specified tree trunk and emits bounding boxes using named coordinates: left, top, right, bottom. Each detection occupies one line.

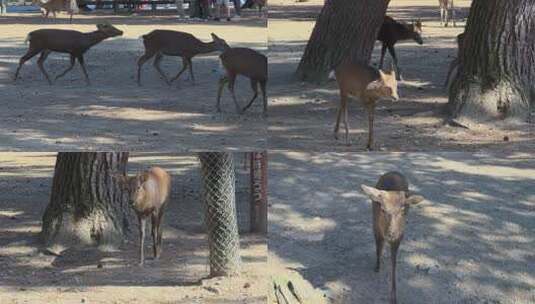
left=41, top=152, right=132, bottom=251
left=249, top=152, right=268, bottom=234
left=295, top=0, right=390, bottom=83
left=448, top=0, right=534, bottom=122
left=199, top=152, right=241, bottom=277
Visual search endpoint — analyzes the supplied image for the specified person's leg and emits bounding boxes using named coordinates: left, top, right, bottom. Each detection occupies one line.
left=223, top=0, right=230, bottom=20
left=233, top=0, right=240, bottom=16
left=214, top=0, right=221, bottom=20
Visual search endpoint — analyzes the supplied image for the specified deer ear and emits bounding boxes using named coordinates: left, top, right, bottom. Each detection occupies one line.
left=361, top=185, right=386, bottom=203
left=406, top=195, right=424, bottom=205
left=211, top=33, right=219, bottom=40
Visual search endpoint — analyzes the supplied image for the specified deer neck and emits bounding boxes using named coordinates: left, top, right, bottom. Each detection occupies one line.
left=82, top=30, right=110, bottom=50
left=197, top=40, right=221, bottom=54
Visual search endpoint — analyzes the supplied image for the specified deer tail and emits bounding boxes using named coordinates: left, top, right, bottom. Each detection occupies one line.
left=24, top=34, right=31, bottom=44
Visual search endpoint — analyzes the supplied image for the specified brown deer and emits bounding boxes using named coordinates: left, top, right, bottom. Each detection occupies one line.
left=216, top=47, right=267, bottom=115
left=361, top=172, right=425, bottom=304
left=33, top=0, right=78, bottom=23
left=377, top=16, right=423, bottom=81
left=137, top=31, right=229, bottom=86
left=444, top=32, right=465, bottom=89
left=439, top=0, right=456, bottom=27
left=333, top=62, right=399, bottom=150
left=116, top=167, right=172, bottom=266
left=14, top=22, right=123, bottom=85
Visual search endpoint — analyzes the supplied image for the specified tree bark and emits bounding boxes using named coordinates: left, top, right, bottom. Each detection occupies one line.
left=199, top=152, right=241, bottom=277
left=41, top=152, right=133, bottom=251
left=448, top=0, right=534, bottom=122
left=295, top=0, right=390, bottom=83
left=249, top=152, right=267, bottom=234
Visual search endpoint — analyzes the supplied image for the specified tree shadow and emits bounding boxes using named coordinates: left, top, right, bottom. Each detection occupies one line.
left=0, top=31, right=268, bottom=150
left=268, top=151, right=535, bottom=303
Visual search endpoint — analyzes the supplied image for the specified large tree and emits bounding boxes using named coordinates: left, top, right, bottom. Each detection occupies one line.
left=41, top=152, right=133, bottom=251
left=199, top=152, right=241, bottom=277
left=448, top=0, right=534, bottom=122
left=295, top=0, right=390, bottom=83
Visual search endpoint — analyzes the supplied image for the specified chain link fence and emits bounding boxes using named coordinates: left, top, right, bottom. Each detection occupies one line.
left=199, top=152, right=241, bottom=277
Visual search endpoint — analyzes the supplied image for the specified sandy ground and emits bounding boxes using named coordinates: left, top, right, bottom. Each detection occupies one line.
left=268, top=151, right=535, bottom=304
left=268, top=0, right=534, bottom=152
left=0, top=11, right=267, bottom=151
left=0, top=153, right=267, bottom=304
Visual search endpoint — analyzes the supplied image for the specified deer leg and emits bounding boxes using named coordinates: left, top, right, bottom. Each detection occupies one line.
left=138, top=216, right=146, bottom=266
left=375, top=233, right=384, bottom=272
left=170, top=57, right=188, bottom=84
left=379, top=43, right=387, bottom=69
left=55, top=54, right=75, bottom=81
left=390, top=241, right=400, bottom=304
left=156, top=208, right=164, bottom=258
left=187, top=58, right=195, bottom=85
left=137, top=51, right=155, bottom=86
left=153, top=53, right=170, bottom=85
left=366, top=103, right=375, bottom=151
left=37, top=50, right=52, bottom=85
left=387, top=45, right=402, bottom=81
left=440, top=8, right=444, bottom=26
left=242, top=79, right=258, bottom=112
left=333, top=90, right=346, bottom=140
left=227, top=73, right=243, bottom=114
left=342, top=96, right=350, bottom=145
left=216, top=75, right=228, bottom=113
left=77, top=55, right=91, bottom=85
left=444, top=8, right=449, bottom=27
left=14, top=48, right=41, bottom=82
left=451, top=7, right=456, bottom=27
left=260, top=80, right=267, bottom=116
left=151, top=213, right=158, bottom=259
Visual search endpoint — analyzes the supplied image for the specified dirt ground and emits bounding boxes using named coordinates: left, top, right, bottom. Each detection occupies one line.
left=0, top=12, right=267, bottom=151
left=268, top=0, right=534, bottom=152
left=268, top=151, right=535, bottom=304
left=0, top=153, right=267, bottom=304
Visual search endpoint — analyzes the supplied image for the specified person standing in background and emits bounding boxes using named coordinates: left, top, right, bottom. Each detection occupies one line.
left=214, top=0, right=230, bottom=21
left=176, top=0, right=185, bottom=18
left=232, top=0, right=240, bottom=18
left=0, top=0, right=7, bottom=15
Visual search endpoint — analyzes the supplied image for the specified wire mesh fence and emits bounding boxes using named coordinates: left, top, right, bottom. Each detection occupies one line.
left=199, top=152, right=242, bottom=277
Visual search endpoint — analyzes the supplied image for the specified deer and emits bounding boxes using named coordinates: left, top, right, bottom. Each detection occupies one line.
left=137, top=31, right=229, bottom=86
left=361, top=172, right=425, bottom=304
left=439, top=0, right=456, bottom=27
left=333, top=62, right=399, bottom=150
left=216, top=47, right=267, bottom=115
left=444, top=32, right=465, bottom=89
left=377, top=16, right=423, bottom=81
left=32, top=0, right=78, bottom=23
left=115, top=167, right=172, bottom=266
left=13, top=22, right=123, bottom=85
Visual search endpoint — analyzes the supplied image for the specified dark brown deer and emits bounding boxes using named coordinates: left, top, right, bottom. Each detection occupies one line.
left=334, top=62, right=399, bottom=150
left=216, top=47, right=267, bottom=115
left=116, top=167, right=171, bottom=266
left=13, top=22, right=123, bottom=85
left=439, top=0, right=456, bottom=27
left=137, top=31, right=229, bottom=86
left=444, top=32, right=465, bottom=89
left=377, top=16, right=423, bottom=81
left=361, top=172, right=425, bottom=304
